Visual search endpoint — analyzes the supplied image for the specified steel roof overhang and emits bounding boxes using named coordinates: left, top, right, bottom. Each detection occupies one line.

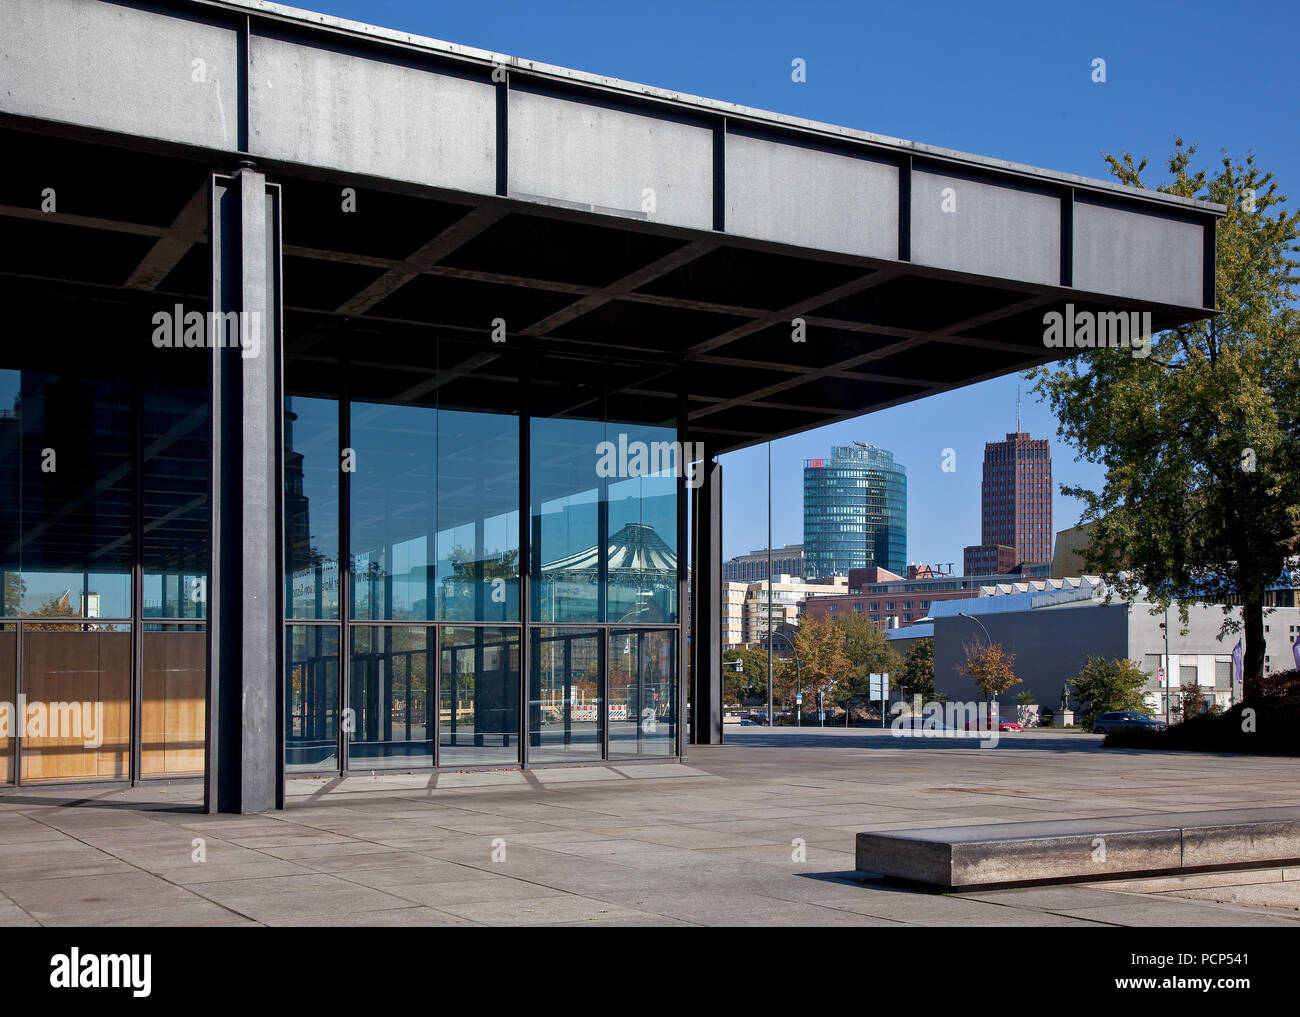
left=0, top=0, right=1224, bottom=455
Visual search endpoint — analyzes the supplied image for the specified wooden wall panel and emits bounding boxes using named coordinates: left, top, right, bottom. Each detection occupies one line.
left=142, top=631, right=206, bottom=776
left=0, top=631, right=14, bottom=784
left=20, top=630, right=130, bottom=781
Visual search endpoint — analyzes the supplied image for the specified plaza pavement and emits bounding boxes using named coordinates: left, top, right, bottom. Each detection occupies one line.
left=2, top=727, right=1299, bottom=926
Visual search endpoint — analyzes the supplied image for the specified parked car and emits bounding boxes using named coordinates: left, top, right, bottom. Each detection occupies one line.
left=739, top=718, right=759, bottom=726
left=963, top=717, right=1024, bottom=732
left=1092, top=711, right=1167, bottom=735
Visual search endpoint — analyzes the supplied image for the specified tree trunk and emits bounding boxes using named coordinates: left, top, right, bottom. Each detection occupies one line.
left=1243, top=590, right=1265, bottom=699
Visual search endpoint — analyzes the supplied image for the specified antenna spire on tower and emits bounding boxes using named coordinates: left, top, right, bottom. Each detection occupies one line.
left=1016, top=384, right=1021, bottom=433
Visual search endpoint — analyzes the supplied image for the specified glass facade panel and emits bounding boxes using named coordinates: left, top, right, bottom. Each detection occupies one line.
left=0, top=626, right=13, bottom=784
left=350, top=625, right=434, bottom=768
left=606, top=422, right=678, bottom=624
left=142, top=624, right=206, bottom=776
left=529, top=627, right=602, bottom=762
left=20, top=623, right=131, bottom=781
left=350, top=402, right=438, bottom=621
left=286, top=625, right=340, bottom=772
left=531, top=417, right=604, bottom=623
left=0, top=358, right=133, bottom=619
left=142, top=365, right=209, bottom=619
left=608, top=628, right=676, bottom=757
left=286, top=397, right=340, bottom=619
left=439, top=626, right=519, bottom=766
left=436, top=409, right=520, bottom=622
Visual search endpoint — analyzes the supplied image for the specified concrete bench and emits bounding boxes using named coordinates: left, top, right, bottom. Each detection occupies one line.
left=855, top=806, right=1300, bottom=890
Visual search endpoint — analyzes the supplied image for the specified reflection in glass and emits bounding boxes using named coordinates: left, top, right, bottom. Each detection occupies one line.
left=608, top=629, right=676, bottom=757
left=286, top=625, right=339, bottom=771
left=531, top=417, right=603, bottom=622
left=143, top=377, right=209, bottom=619
left=436, top=409, right=519, bottom=622
left=20, top=623, right=131, bottom=781
left=606, top=423, right=678, bottom=624
left=439, top=626, right=519, bottom=766
left=285, top=397, right=340, bottom=619
left=142, top=624, right=206, bottom=776
left=0, top=364, right=133, bottom=619
left=350, top=402, right=437, bottom=621
left=350, top=626, right=434, bottom=768
left=529, top=628, right=601, bottom=762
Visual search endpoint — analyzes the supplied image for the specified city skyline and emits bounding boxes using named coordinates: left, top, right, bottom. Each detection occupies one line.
left=721, top=375, right=1091, bottom=572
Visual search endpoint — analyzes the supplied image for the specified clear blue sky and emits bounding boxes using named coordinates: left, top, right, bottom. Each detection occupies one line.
left=304, top=0, right=1299, bottom=567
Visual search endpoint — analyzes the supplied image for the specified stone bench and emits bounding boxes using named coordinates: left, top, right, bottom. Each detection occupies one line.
left=855, top=806, right=1300, bottom=889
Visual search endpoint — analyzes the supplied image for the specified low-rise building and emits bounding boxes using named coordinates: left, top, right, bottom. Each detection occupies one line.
left=931, top=586, right=1300, bottom=722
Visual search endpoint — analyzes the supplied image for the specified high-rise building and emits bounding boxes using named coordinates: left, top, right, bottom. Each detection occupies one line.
left=803, top=444, right=907, bottom=578
left=963, top=431, right=1052, bottom=573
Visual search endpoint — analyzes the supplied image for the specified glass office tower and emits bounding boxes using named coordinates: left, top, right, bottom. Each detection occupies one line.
left=803, top=444, right=907, bottom=578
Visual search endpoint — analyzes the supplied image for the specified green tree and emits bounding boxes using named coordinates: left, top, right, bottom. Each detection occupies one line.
left=1028, top=140, right=1300, bottom=697
left=899, top=637, right=935, bottom=700
left=831, top=613, right=903, bottom=712
left=1068, top=656, right=1151, bottom=727
left=779, top=615, right=852, bottom=714
left=722, top=646, right=772, bottom=705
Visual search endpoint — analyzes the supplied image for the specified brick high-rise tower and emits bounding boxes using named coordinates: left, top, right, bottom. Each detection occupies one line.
left=967, top=430, right=1053, bottom=569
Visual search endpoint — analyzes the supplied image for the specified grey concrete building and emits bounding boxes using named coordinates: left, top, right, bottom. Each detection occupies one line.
left=933, top=591, right=1300, bottom=722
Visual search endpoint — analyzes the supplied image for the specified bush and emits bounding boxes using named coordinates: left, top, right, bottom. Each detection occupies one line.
left=1105, top=669, right=1300, bottom=755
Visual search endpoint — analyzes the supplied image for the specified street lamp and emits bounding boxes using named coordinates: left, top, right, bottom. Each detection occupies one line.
left=958, top=612, right=994, bottom=729
left=768, top=629, right=802, bottom=726
left=1159, top=606, right=1171, bottom=722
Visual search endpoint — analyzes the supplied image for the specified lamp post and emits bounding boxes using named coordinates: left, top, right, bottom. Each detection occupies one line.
left=767, top=441, right=773, bottom=728
left=958, top=612, right=994, bottom=729
left=1159, top=606, right=1171, bottom=722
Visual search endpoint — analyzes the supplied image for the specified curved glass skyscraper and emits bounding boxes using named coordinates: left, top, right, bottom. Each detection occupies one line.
left=803, top=444, right=907, bottom=578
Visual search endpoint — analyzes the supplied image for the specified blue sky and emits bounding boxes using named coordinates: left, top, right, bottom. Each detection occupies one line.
left=303, top=0, right=1299, bottom=566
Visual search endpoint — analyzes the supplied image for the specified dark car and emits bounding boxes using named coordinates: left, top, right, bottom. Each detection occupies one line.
left=1092, top=711, right=1167, bottom=735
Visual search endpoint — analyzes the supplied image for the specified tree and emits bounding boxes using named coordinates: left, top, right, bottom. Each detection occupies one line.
left=1068, top=655, right=1151, bottom=727
left=784, top=615, right=852, bottom=714
left=722, top=646, right=772, bottom=705
left=1028, top=140, right=1300, bottom=698
left=832, top=613, right=903, bottom=713
left=899, top=637, right=935, bottom=700
left=961, top=640, right=1020, bottom=724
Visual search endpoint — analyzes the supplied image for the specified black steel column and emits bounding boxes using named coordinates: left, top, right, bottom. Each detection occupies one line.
left=206, top=167, right=284, bottom=814
left=689, top=458, right=722, bottom=744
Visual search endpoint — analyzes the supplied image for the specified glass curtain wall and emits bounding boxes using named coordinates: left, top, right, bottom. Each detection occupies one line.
left=0, top=281, right=209, bottom=784
left=283, top=321, right=682, bottom=774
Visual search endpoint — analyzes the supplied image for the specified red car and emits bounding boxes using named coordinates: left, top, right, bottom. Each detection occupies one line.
left=964, top=717, right=1024, bottom=732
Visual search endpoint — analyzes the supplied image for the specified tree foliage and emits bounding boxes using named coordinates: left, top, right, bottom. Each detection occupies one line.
left=1027, top=140, right=1300, bottom=696
left=961, top=640, right=1020, bottom=701
left=831, top=613, right=904, bottom=709
left=777, top=614, right=852, bottom=707
left=1068, top=655, right=1152, bottom=727
left=722, top=646, right=773, bottom=705
left=899, top=637, right=935, bottom=699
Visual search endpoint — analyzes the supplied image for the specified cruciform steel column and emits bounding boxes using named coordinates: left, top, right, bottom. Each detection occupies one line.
left=689, top=458, right=722, bottom=744
left=206, top=166, right=284, bottom=814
